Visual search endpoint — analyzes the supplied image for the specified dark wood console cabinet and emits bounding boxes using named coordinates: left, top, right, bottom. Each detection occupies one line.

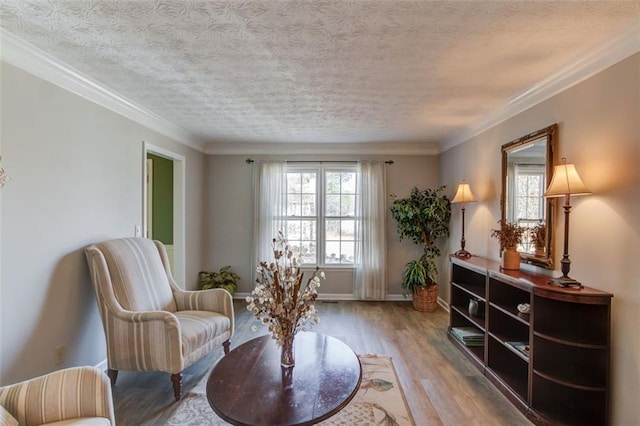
left=448, top=255, right=613, bottom=425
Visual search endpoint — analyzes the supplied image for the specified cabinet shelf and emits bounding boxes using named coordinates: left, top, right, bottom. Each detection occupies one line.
left=532, top=374, right=608, bottom=426
left=451, top=305, right=485, bottom=330
left=533, top=369, right=606, bottom=392
left=487, top=336, right=528, bottom=401
left=533, top=295, right=609, bottom=346
left=449, top=254, right=612, bottom=425
left=488, top=307, right=528, bottom=343
left=533, top=331, right=608, bottom=349
left=487, top=333, right=529, bottom=362
left=533, top=335, right=607, bottom=389
left=452, top=281, right=486, bottom=301
left=451, top=263, right=486, bottom=299
left=447, top=331, right=485, bottom=368
left=489, top=302, right=529, bottom=326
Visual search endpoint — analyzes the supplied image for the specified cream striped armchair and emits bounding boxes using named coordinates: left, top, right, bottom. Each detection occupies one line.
left=84, top=238, right=234, bottom=401
left=0, top=366, right=114, bottom=425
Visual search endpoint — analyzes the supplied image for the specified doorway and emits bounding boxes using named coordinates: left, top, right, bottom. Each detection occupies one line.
left=143, top=142, right=186, bottom=286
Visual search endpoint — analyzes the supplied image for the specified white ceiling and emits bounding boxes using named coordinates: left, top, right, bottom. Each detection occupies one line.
left=1, top=1, right=639, bottom=154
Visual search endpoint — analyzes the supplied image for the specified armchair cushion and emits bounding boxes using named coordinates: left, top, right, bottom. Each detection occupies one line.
left=0, top=367, right=114, bottom=426
left=176, top=311, right=231, bottom=356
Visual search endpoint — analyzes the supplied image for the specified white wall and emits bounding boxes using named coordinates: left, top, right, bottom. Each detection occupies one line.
left=439, top=53, right=639, bottom=425
left=203, top=154, right=440, bottom=298
left=0, top=62, right=207, bottom=385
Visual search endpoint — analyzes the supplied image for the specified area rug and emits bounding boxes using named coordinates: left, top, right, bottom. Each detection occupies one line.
left=166, top=354, right=415, bottom=425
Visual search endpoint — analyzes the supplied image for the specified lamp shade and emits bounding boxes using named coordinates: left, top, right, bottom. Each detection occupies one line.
left=544, top=159, right=591, bottom=197
left=452, top=182, right=477, bottom=204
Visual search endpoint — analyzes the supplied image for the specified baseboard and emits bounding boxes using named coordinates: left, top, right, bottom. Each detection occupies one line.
left=384, top=294, right=410, bottom=301
left=437, top=297, right=450, bottom=312
left=235, top=292, right=409, bottom=302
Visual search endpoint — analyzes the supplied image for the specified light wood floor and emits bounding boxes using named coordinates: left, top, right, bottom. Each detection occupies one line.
left=113, top=300, right=532, bottom=425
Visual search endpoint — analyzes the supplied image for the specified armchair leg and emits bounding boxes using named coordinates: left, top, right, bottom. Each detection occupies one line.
left=107, top=369, right=118, bottom=386
left=223, top=340, right=230, bottom=355
left=171, top=373, right=182, bottom=401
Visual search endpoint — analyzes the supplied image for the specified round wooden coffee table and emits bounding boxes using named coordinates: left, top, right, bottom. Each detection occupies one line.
left=206, top=331, right=362, bottom=426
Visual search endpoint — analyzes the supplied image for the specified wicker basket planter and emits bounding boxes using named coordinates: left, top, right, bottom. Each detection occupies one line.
left=412, top=285, right=439, bottom=312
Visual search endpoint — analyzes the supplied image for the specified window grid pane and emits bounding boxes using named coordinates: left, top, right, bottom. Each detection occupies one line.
left=324, top=219, right=356, bottom=264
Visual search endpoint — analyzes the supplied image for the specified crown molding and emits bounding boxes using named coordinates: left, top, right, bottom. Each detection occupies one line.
left=439, top=18, right=640, bottom=153
left=0, top=29, right=207, bottom=153
left=205, top=141, right=439, bottom=156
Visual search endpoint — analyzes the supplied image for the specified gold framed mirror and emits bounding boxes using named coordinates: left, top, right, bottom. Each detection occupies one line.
left=501, top=124, right=557, bottom=269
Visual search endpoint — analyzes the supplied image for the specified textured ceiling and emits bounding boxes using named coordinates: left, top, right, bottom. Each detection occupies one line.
left=1, top=1, right=639, bottom=153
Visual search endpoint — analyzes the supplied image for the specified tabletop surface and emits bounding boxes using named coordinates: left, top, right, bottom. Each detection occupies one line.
left=206, top=331, right=362, bottom=426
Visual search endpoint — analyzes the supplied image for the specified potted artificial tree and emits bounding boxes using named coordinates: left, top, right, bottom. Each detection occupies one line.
left=490, top=220, right=526, bottom=270
left=390, top=186, right=451, bottom=312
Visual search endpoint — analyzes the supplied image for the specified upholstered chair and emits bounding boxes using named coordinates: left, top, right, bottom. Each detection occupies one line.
left=84, top=238, right=234, bottom=401
left=0, top=366, right=115, bottom=425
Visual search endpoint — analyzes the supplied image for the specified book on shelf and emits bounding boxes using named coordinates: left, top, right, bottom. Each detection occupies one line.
left=505, top=341, right=530, bottom=357
left=450, top=326, right=484, bottom=346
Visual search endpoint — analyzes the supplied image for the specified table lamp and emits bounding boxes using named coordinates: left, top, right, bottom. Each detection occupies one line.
left=544, top=157, right=591, bottom=287
left=452, top=181, right=477, bottom=258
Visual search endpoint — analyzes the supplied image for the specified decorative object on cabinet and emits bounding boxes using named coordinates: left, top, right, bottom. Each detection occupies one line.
left=490, top=220, right=526, bottom=271
left=543, top=157, right=591, bottom=287
left=390, top=186, right=451, bottom=311
left=448, top=255, right=612, bottom=425
left=468, top=298, right=479, bottom=316
left=451, top=180, right=477, bottom=258
left=501, top=124, right=557, bottom=269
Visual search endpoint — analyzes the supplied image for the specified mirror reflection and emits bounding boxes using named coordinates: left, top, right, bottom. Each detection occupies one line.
left=501, top=124, right=557, bottom=269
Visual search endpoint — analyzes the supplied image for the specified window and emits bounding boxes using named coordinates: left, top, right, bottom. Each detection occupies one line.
left=513, top=165, right=545, bottom=252
left=514, top=168, right=544, bottom=222
left=285, top=166, right=359, bottom=266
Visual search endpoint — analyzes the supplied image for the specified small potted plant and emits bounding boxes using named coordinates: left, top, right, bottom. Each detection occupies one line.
left=390, top=186, right=451, bottom=312
left=530, top=223, right=546, bottom=256
left=490, top=220, right=526, bottom=270
left=199, top=266, right=239, bottom=296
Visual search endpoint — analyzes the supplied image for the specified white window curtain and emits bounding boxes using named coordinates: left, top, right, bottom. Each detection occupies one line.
left=252, top=161, right=287, bottom=265
left=355, top=161, right=387, bottom=300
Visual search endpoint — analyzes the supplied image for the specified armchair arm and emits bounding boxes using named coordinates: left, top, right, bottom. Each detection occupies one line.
left=173, top=288, right=235, bottom=338
left=0, top=405, right=18, bottom=426
left=0, top=366, right=114, bottom=426
left=104, top=309, right=184, bottom=373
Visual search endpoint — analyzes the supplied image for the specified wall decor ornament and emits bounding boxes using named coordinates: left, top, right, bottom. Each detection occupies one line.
left=0, top=156, right=9, bottom=188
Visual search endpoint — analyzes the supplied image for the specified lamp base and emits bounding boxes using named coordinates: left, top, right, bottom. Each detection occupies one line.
left=454, top=249, right=473, bottom=258
left=548, top=276, right=583, bottom=288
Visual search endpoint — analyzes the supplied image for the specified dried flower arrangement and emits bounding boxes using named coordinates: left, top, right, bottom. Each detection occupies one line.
left=490, top=220, right=526, bottom=250
left=529, top=223, right=546, bottom=248
left=246, top=232, right=325, bottom=349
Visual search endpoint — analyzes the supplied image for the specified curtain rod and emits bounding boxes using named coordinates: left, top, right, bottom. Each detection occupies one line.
left=245, top=158, right=394, bottom=164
